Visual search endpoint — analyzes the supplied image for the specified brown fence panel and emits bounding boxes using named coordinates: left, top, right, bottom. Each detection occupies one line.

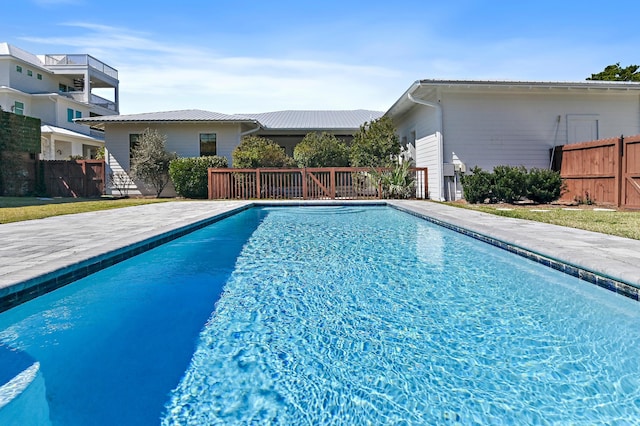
left=558, top=137, right=620, bottom=205
left=208, top=167, right=429, bottom=201
left=43, top=160, right=105, bottom=198
left=556, top=134, right=640, bottom=209
left=622, top=135, right=640, bottom=209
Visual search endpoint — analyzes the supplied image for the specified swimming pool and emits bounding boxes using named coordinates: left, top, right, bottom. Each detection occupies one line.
left=1, top=206, right=640, bottom=424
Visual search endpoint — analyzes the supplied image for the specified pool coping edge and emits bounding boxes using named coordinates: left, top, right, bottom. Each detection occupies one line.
left=389, top=202, right=640, bottom=302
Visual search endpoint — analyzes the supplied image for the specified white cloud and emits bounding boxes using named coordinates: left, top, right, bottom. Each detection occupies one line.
left=21, top=22, right=405, bottom=114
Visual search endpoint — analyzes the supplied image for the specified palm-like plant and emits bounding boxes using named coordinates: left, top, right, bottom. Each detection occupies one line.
left=371, top=161, right=416, bottom=199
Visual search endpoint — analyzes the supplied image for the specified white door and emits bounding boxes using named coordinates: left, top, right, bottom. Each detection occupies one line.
left=567, top=114, right=599, bottom=144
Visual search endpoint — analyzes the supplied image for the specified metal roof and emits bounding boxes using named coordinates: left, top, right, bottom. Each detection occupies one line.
left=240, top=110, right=384, bottom=130
left=76, top=109, right=383, bottom=131
left=0, top=43, right=47, bottom=70
left=386, top=78, right=640, bottom=116
left=75, top=109, right=261, bottom=130
left=76, top=109, right=255, bottom=124
left=415, top=79, right=640, bottom=90
left=41, top=125, right=103, bottom=142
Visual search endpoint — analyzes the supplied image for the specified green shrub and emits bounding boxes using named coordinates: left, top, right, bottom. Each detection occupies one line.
left=169, top=156, right=228, bottom=198
left=232, top=135, right=295, bottom=168
left=461, top=166, right=494, bottom=203
left=526, top=168, right=564, bottom=203
left=461, top=165, right=565, bottom=204
left=492, top=165, right=527, bottom=203
left=293, top=132, right=350, bottom=167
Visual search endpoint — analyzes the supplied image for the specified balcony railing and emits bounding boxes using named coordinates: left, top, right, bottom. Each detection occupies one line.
left=208, top=167, right=429, bottom=200
left=89, top=94, right=118, bottom=112
left=44, top=54, right=118, bottom=80
left=61, top=92, right=118, bottom=112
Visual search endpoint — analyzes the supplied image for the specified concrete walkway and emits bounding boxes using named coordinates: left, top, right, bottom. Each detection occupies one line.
left=1, top=200, right=639, bottom=309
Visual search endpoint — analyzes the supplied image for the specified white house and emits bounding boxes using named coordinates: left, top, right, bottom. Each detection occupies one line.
left=387, top=79, right=640, bottom=201
left=0, top=43, right=119, bottom=159
left=77, top=109, right=382, bottom=196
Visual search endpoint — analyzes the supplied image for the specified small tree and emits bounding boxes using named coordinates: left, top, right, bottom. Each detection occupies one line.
left=293, top=132, right=350, bottom=167
left=350, top=115, right=400, bottom=168
left=130, top=128, right=176, bottom=197
left=232, top=135, right=295, bottom=168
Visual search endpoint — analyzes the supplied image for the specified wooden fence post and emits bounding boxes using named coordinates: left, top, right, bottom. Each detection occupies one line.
left=616, top=135, right=623, bottom=208
left=301, top=168, right=308, bottom=200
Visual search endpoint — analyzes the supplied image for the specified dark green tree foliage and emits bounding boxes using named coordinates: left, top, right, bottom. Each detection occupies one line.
left=232, top=135, right=295, bottom=168
left=130, top=128, right=177, bottom=197
left=350, top=116, right=400, bottom=168
left=293, top=132, right=350, bottom=167
left=169, top=155, right=228, bottom=199
left=587, top=63, right=640, bottom=81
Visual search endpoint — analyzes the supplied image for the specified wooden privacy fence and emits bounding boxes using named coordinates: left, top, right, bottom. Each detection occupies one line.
left=208, top=167, right=429, bottom=200
left=554, top=134, right=640, bottom=208
left=42, top=160, right=105, bottom=197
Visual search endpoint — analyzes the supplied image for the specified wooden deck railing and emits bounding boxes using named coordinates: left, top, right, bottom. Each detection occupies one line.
left=208, top=167, right=428, bottom=200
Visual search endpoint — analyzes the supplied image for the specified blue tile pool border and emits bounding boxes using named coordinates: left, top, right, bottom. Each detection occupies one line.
left=0, top=201, right=387, bottom=314
left=0, top=204, right=254, bottom=314
left=390, top=203, right=640, bottom=302
left=1, top=200, right=638, bottom=313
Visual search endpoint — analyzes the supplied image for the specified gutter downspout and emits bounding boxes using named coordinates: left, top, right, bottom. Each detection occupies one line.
left=240, top=120, right=262, bottom=137
left=407, top=85, right=445, bottom=201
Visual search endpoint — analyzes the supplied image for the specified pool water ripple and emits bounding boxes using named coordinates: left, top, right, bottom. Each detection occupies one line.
left=162, top=206, right=640, bottom=425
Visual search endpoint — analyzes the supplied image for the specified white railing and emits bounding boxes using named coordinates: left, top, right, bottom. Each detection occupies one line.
left=44, top=54, right=118, bottom=79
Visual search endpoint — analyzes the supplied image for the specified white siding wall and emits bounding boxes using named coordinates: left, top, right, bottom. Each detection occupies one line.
left=395, top=102, right=443, bottom=200
left=441, top=90, right=640, bottom=172
left=104, top=122, right=243, bottom=196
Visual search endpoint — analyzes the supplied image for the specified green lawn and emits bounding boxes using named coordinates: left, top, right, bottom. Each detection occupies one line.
left=446, top=202, right=640, bottom=240
left=0, top=197, right=172, bottom=224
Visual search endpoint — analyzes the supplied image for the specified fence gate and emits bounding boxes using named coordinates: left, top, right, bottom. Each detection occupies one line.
left=556, top=134, right=640, bottom=209
left=43, top=160, right=105, bottom=197
left=622, top=136, right=640, bottom=209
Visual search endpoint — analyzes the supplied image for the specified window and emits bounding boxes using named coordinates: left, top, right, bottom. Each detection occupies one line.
left=199, top=133, right=217, bottom=156
left=75, top=110, right=82, bottom=119
left=67, top=108, right=74, bottom=122
left=27, top=70, right=33, bottom=77
left=37, top=73, right=42, bottom=80
left=16, top=65, right=22, bottom=73
left=13, top=101, right=24, bottom=115
left=129, top=134, right=141, bottom=160
left=59, top=84, right=67, bottom=92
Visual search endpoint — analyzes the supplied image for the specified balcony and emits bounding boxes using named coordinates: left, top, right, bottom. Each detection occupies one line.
left=44, top=54, right=118, bottom=80
left=62, top=91, right=118, bottom=112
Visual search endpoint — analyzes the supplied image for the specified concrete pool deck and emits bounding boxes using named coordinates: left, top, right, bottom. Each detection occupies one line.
left=1, top=200, right=639, bottom=311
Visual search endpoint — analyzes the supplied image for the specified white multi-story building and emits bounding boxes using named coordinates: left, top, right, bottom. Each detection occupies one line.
left=0, top=43, right=119, bottom=159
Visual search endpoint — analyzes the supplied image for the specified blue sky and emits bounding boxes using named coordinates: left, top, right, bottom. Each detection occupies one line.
left=3, top=0, right=639, bottom=114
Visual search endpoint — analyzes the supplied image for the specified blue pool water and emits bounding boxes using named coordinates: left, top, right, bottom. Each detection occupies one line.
left=2, top=206, right=640, bottom=424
